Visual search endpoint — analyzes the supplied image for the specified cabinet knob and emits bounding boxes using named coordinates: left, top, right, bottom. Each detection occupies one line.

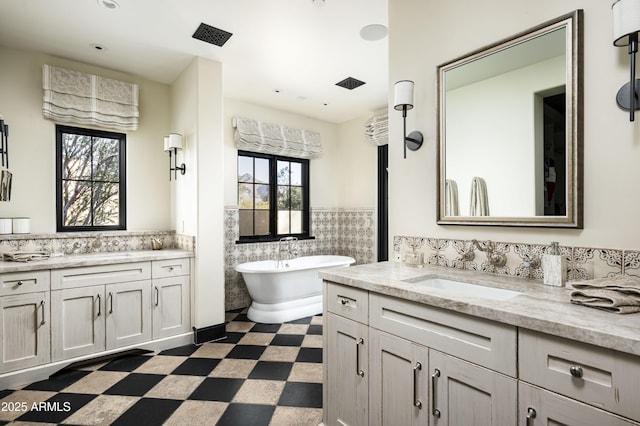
left=526, top=407, right=537, bottom=426
left=16, top=281, right=23, bottom=286
left=341, top=299, right=348, bottom=305
left=569, top=365, right=583, bottom=378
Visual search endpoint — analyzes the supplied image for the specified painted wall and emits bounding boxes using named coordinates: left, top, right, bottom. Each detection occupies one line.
left=389, top=0, right=640, bottom=250
left=0, top=46, right=171, bottom=232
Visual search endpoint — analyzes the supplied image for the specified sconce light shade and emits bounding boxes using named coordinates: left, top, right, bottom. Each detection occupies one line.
left=164, top=133, right=186, bottom=180
left=394, top=80, right=415, bottom=110
left=168, top=133, right=183, bottom=150
left=612, top=0, right=640, bottom=121
left=163, top=136, right=170, bottom=152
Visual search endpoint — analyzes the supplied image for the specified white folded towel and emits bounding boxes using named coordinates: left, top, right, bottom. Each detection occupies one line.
left=570, top=276, right=640, bottom=314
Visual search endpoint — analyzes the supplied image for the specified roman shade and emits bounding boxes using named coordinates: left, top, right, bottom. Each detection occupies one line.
left=364, top=114, right=388, bottom=146
left=42, top=64, right=139, bottom=131
left=232, top=117, right=322, bottom=159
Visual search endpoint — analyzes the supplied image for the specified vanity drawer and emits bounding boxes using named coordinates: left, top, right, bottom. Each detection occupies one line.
left=152, top=258, right=190, bottom=278
left=0, top=270, right=50, bottom=296
left=370, top=293, right=517, bottom=376
left=519, top=329, right=640, bottom=421
left=325, top=282, right=368, bottom=324
left=51, top=262, right=151, bottom=290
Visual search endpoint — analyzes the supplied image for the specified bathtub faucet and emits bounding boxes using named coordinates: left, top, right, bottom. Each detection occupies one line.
left=277, top=236, right=299, bottom=268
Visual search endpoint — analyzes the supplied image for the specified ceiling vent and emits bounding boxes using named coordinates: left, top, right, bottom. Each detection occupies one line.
left=335, top=77, right=366, bottom=90
left=192, top=23, right=233, bottom=47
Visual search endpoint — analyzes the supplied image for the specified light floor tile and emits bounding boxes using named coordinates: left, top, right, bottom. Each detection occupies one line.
left=277, top=324, right=309, bottom=335
left=209, top=359, right=257, bottom=379
left=238, top=332, right=275, bottom=346
left=226, top=321, right=255, bottom=333
left=0, top=390, right=57, bottom=422
left=310, top=316, right=323, bottom=326
left=62, top=371, right=129, bottom=395
left=191, top=343, right=235, bottom=359
left=232, top=379, right=286, bottom=405
left=163, top=400, right=228, bottom=426
left=62, top=394, right=138, bottom=426
left=144, top=375, right=205, bottom=400
left=269, top=406, right=323, bottom=425
left=133, top=355, right=186, bottom=375
left=260, top=346, right=300, bottom=362
left=301, top=335, right=323, bottom=348
left=288, top=363, right=322, bottom=383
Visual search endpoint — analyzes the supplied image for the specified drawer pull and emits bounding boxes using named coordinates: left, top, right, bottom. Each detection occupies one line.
left=155, top=286, right=160, bottom=306
left=432, top=368, right=441, bottom=418
left=356, top=337, right=365, bottom=377
left=413, top=361, right=423, bottom=409
left=109, top=292, right=114, bottom=314
left=96, top=294, right=102, bottom=317
left=39, top=300, right=46, bottom=326
left=341, top=299, right=349, bottom=305
left=569, top=365, right=583, bottom=378
left=526, top=407, right=537, bottom=426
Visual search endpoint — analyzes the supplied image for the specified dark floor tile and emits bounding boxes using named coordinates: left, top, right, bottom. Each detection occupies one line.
left=307, top=324, right=323, bottom=335
left=278, top=382, right=322, bottom=408
left=217, top=403, right=275, bottom=426
left=16, top=393, right=96, bottom=423
left=296, top=347, right=323, bottom=363
left=0, top=421, right=8, bottom=425
left=158, top=344, right=199, bottom=357
left=188, top=377, right=244, bottom=402
left=0, top=389, right=13, bottom=399
left=110, top=397, right=182, bottom=426
left=271, top=334, right=304, bottom=347
left=286, top=316, right=314, bottom=324
left=23, top=369, right=91, bottom=392
left=104, top=373, right=165, bottom=397
left=222, top=332, right=246, bottom=344
left=226, top=345, right=266, bottom=360
left=248, top=361, right=293, bottom=381
left=232, top=313, right=252, bottom=322
left=171, top=358, right=220, bottom=376
left=251, top=323, right=281, bottom=333
left=99, top=354, right=153, bottom=372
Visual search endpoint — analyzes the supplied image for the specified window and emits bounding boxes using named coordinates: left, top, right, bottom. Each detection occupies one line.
left=56, top=125, right=126, bottom=232
left=237, top=151, right=309, bottom=241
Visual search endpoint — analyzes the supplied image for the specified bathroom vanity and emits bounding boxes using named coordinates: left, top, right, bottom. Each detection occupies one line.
left=320, top=262, right=640, bottom=426
left=0, top=250, right=193, bottom=389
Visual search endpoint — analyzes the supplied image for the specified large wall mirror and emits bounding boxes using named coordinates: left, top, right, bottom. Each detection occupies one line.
left=437, top=10, right=583, bottom=228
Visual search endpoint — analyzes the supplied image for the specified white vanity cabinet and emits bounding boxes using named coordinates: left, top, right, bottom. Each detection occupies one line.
left=51, top=262, right=152, bottom=361
left=0, top=271, right=50, bottom=373
left=151, top=258, right=190, bottom=339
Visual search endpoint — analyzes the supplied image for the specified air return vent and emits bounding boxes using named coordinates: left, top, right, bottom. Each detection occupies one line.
left=192, top=23, right=233, bottom=47
left=335, top=77, right=366, bottom=90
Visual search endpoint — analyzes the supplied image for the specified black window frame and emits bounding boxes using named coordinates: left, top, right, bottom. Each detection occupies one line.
left=55, top=125, right=127, bottom=232
left=237, top=150, right=311, bottom=243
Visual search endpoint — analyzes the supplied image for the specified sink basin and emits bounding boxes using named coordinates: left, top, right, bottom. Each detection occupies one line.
left=410, top=278, right=522, bottom=301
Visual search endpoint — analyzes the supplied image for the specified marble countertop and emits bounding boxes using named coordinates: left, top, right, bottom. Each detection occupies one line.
left=0, top=249, right=194, bottom=273
left=319, top=261, right=640, bottom=357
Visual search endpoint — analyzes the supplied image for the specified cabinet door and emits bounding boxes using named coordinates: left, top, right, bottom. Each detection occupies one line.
left=519, top=382, right=640, bottom=426
left=327, top=313, right=369, bottom=426
left=152, top=276, right=190, bottom=339
left=0, top=292, right=50, bottom=373
left=52, top=287, right=105, bottom=361
left=369, top=329, right=428, bottom=426
left=106, top=280, right=152, bottom=349
left=429, top=350, right=517, bottom=426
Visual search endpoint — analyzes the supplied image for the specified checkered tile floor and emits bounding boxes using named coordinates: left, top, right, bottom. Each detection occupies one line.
left=0, top=309, right=324, bottom=425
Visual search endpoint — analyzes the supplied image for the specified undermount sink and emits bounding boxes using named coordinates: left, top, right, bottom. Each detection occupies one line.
left=409, top=278, right=522, bottom=301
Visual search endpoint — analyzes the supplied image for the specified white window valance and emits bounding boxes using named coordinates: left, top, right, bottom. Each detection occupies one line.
left=42, top=64, right=139, bottom=131
left=232, top=117, right=322, bottom=159
left=364, top=114, right=388, bottom=146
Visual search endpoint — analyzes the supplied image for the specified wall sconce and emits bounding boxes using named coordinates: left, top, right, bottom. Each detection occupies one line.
left=164, top=133, right=186, bottom=180
left=613, top=0, right=640, bottom=121
left=393, top=80, right=423, bottom=158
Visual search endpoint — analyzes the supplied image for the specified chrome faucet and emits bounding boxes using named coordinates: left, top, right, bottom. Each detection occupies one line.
left=277, top=236, right=298, bottom=268
left=472, top=239, right=506, bottom=268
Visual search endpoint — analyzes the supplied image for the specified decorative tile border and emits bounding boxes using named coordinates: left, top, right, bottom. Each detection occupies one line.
left=224, top=206, right=376, bottom=311
left=393, top=236, right=630, bottom=282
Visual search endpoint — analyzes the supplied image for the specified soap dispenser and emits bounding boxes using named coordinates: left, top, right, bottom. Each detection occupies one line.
left=542, top=241, right=566, bottom=287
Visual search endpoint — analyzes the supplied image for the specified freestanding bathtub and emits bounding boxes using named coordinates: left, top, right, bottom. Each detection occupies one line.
left=235, top=255, right=356, bottom=323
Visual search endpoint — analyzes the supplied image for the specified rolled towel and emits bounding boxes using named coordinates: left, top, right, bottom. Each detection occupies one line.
left=570, top=276, right=640, bottom=314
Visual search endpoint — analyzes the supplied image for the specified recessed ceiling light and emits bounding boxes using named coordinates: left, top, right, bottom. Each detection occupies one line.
left=97, top=0, right=119, bottom=10
left=360, top=24, right=388, bottom=41
left=312, top=0, right=325, bottom=7
left=90, top=43, right=107, bottom=52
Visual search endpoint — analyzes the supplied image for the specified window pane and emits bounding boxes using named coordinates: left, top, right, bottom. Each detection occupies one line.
left=277, top=210, right=290, bottom=234
left=62, top=134, right=92, bottom=180
left=62, top=180, right=92, bottom=226
left=290, top=210, right=302, bottom=234
left=238, top=156, right=254, bottom=182
left=239, top=209, right=254, bottom=236
left=277, top=186, right=290, bottom=209
left=255, top=158, right=269, bottom=183
left=93, top=182, right=119, bottom=225
left=255, top=184, right=270, bottom=209
left=290, top=162, right=302, bottom=185
left=92, top=138, right=119, bottom=181
left=290, top=187, right=302, bottom=210
left=277, top=160, right=290, bottom=185
left=238, top=183, right=254, bottom=208
left=255, top=210, right=270, bottom=235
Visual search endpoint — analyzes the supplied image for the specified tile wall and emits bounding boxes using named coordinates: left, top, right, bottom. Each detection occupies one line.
left=393, top=236, right=640, bottom=281
left=224, top=206, right=376, bottom=311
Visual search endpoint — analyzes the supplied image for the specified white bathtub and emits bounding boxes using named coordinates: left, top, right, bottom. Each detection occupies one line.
left=235, top=255, right=356, bottom=323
